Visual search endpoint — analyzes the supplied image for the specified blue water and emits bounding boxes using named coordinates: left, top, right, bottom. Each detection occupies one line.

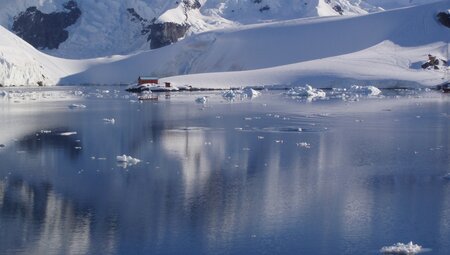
left=0, top=87, right=449, bottom=255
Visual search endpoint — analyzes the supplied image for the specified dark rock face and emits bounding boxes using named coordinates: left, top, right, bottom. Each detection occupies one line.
left=259, top=5, right=270, bottom=12
left=437, top=12, right=450, bottom=28
left=149, top=22, right=190, bottom=49
left=12, top=1, right=81, bottom=50
left=128, top=6, right=191, bottom=50
left=127, top=8, right=151, bottom=35
left=183, top=0, right=201, bottom=9
left=333, top=5, right=344, bottom=15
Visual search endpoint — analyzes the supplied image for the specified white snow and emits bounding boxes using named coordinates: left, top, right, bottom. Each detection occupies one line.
left=0, top=1, right=448, bottom=89
left=2, top=0, right=439, bottom=59
left=380, top=242, right=423, bottom=254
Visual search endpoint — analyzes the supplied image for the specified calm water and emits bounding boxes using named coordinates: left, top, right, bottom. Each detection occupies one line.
left=0, top=87, right=449, bottom=255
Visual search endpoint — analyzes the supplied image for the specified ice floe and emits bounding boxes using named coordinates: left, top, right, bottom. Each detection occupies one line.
left=286, top=85, right=326, bottom=101
left=195, top=96, right=208, bottom=104
left=297, top=142, right=311, bottom=148
left=443, top=173, right=450, bottom=180
left=58, top=132, right=77, bottom=136
left=242, top=88, right=261, bottom=98
left=349, top=85, right=382, bottom=96
left=116, top=154, right=141, bottom=168
left=222, top=88, right=262, bottom=101
left=103, top=118, right=116, bottom=124
left=68, top=104, right=86, bottom=109
left=380, top=242, right=423, bottom=254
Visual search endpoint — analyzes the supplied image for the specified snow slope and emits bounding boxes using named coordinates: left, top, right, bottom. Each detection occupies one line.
left=0, top=1, right=448, bottom=88
left=0, top=25, right=61, bottom=86
left=59, top=1, right=450, bottom=88
left=0, top=0, right=444, bottom=58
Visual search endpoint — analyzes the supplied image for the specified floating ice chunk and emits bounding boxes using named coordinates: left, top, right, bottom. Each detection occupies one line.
left=242, top=88, right=261, bottom=98
left=68, top=104, right=86, bottom=109
left=349, top=85, right=382, bottom=96
left=40, top=130, right=52, bottom=134
left=58, top=131, right=77, bottom=136
left=380, top=242, right=422, bottom=254
left=297, top=142, right=311, bottom=148
left=222, top=90, right=237, bottom=99
left=443, top=173, right=450, bottom=180
left=116, top=155, right=141, bottom=165
left=195, top=96, right=208, bottom=104
left=287, top=85, right=326, bottom=100
left=0, top=91, right=7, bottom=97
left=103, top=118, right=116, bottom=124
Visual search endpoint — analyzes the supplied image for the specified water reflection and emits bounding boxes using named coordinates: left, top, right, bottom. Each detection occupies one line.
left=0, top=89, right=449, bottom=254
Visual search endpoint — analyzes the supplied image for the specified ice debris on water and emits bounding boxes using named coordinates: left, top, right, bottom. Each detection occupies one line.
left=286, top=85, right=326, bottom=101
left=349, top=85, right=382, bottom=96
left=242, top=88, right=261, bottom=98
left=116, top=155, right=141, bottom=168
left=222, top=88, right=261, bottom=100
left=297, top=142, right=311, bottom=148
left=195, top=96, right=208, bottom=104
left=380, top=242, right=422, bottom=254
left=68, top=104, right=86, bottom=109
left=103, top=118, right=115, bottom=124
left=58, top=132, right=77, bottom=136
left=222, top=90, right=237, bottom=99
left=443, top=173, right=450, bottom=180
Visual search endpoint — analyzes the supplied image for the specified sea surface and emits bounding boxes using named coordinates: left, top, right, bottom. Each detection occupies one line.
left=0, top=86, right=449, bottom=255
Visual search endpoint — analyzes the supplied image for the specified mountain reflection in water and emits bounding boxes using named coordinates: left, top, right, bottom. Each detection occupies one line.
left=0, top=88, right=449, bottom=255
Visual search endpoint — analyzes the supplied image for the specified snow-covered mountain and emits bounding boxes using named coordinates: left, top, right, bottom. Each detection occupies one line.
left=0, top=0, right=445, bottom=58
left=0, top=1, right=449, bottom=88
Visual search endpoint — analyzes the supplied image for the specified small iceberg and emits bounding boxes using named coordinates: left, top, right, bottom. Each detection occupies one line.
left=349, top=85, right=382, bottom=96
left=103, top=118, right=116, bottom=124
left=222, top=88, right=261, bottom=100
left=222, top=90, right=237, bottom=99
left=286, top=85, right=326, bottom=101
left=242, top=88, right=261, bottom=98
left=195, top=96, right=208, bottom=104
left=380, top=242, right=423, bottom=254
left=58, top=131, right=77, bottom=136
left=296, top=142, right=311, bottom=148
left=116, top=154, right=141, bottom=168
left=68, top=104, right=86, bottom=109
left=443, top=173, right=450, bottom=180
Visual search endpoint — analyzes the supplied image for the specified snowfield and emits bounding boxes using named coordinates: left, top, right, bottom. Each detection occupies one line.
left=0, top=0, right=449, bottom=89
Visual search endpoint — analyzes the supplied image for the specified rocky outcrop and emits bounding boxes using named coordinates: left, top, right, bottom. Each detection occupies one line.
left=149, top=23, right=190, bottom=49
left=437, top=11, right=450, bottom=28
left=182, top=0, right=201, bottom=9
left=127, top=8, right=151, bottom=35
left=333, top=5, right=344, bottom=15
left=12, top=1, right=81, bottom=50
left=127, top=7, right=191, bottom=50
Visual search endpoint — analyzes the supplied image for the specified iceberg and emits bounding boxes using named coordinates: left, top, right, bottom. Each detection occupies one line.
left=380, top=242, right=422, bottom=254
